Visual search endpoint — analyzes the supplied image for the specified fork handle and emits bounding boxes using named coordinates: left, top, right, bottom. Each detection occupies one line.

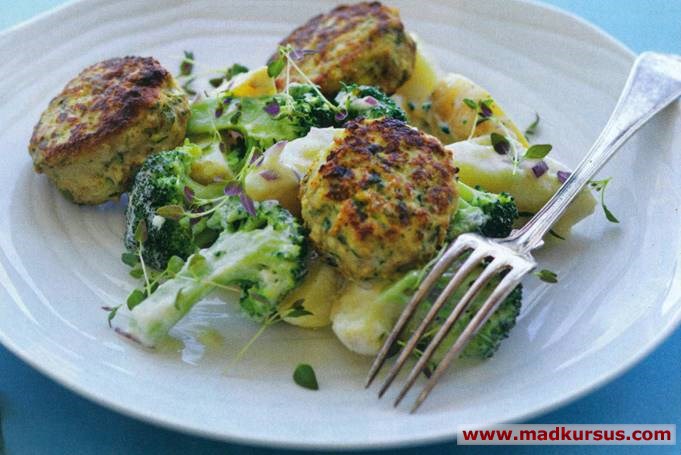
left=510, top=52, right=681, bottom=254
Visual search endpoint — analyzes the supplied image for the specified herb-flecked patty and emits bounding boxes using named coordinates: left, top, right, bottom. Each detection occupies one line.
left=300, top=118, right=458, bottom=280
left=28, top=56, right=190, bottom=205
left=270, top=2, right=416, bottom=96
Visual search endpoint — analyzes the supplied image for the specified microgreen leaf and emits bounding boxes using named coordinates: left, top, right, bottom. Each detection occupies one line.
left=524, top=144, right=553, bottom=160
left=183, top=186, right=195, bottom=204
left=525, top=113, right=540, bottom=138
left=534, top=269, right=558, bottom=283
left=129, top=265, right=143, bottom=279
left=134, top=220, right=148, bottom=243
left=490, top=132, right=510, bottom=155
left=156, top=205, right=185, bottom=220
left=590, top=178, right=619, bottom=223
left=479, top=99, right=493, bottom=118
left=603, top=204, right=620, bottom=223
left=286, top=299, right=313, bottom=318
left=267, top=57, right=285, bottom=78
left=187, top=253, right=209, bottom=278
left=179, top=50, right=194, bottom=76
left=225, top=63, right=249, bottom=80
left=239, top=192, right=256, bottom=216
left=107, top=305, right=121, bottom=327
left=264, top=100, right=281, bottom=116
left=126, top=289, right=146, bottom=309
left=121, top=252, right=139, bottom=267
left=463, top=98, right=478, bottom=110
left=293, top=363, right=319, bottom=390
left=166, top=256, right=185, bottom=276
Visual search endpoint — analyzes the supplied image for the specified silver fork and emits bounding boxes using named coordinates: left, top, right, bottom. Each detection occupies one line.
left=366, top=52, right=681, bottom=413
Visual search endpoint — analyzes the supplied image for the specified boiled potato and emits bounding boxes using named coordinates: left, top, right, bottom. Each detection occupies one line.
left=244, top=127, right=342, bottom=215
left=330, top=280, right=398, bottom=355
left=229, top=66, right=277, bottom=98
left=278, top=260, right=345, bottom=328
left=410, top=73, right=528, bottom=146
left=449, top=136, right=596, bottom=236
left=394, top=34, right=441, bottom=105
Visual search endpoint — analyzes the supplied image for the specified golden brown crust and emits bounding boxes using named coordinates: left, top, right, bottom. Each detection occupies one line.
left=301, top=118, right=458, bottom=279
left=29, top=56, right=173, bottom=167
left=271, top=2, right=416, bottom=96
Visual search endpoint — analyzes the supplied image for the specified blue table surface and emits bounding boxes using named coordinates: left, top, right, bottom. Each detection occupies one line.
left=1, top=1, right=680, bottom=454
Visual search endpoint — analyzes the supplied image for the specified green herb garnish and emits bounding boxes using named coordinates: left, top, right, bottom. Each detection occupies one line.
left=293, top=364, right=319, bottom=390
left=524, top=144, right=553, bottom=160
left=534, top=269, right=558, bottom=283
left=463, top=98, right=478, bottom=110
left=490, top=132, right=510, bottom=155
left=267, top=56, right=285, bottom=78
left=179, top=50, right=194, bottom=76
left=525, top=113, right=540, bottom=138
left=286, top=299, right=313, bottom=318
left=590, top=178, right=619, bottom=223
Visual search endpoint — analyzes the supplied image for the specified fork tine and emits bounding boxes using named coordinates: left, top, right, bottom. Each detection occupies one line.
left=409, top=267, right=530, bottom=413
left=392, top=257, right=508, bottom=407
left=377, top=246, right=490, bottom=398
left=365, top=239, right=472, bottom=388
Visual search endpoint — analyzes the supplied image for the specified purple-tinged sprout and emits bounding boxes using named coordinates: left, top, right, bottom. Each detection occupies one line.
left=363, top=96, right=378, bottom=106
left=479, top=102, right=493, bottom=118
left=335, top=109, right=348, bottom=122
left=114, top=327, right=143, bottom=345
left=183, top=186, right=195, bottom=204
left=290, top=48, right=317, bottom=61
left=532, top=160, right=549, bottom=178
left=557, top=170, right=572, bottom=183
left=214, top=105, right=224, bottom=118
left=259, top=170, right=279, bottom=181
left=265, top=140, right=288, bottom=156
left=222, top=96, right=233, bottom=105
left=239, top=192, right=257, bottom=216
left=264, top=101, right=280, bottom=117
left=249, top=151, right=263, bottom=165
left=224, top=183, right=242, bottom=196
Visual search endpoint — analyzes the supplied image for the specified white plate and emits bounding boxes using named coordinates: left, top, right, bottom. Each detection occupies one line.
left=1, top=0, right=680, bottom=449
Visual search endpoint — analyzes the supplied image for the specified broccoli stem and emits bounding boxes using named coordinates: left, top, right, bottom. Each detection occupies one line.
left=456, top=180, right=477, bottom=203
left=128, top=227, right=289, bottom=346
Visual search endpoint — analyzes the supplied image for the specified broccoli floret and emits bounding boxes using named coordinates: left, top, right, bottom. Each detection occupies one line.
left=449, top=181, right=518, bottom=239
left=334, top=83, right=406, bottom=122
left=378, top=266, right=522, bottom=362
left=186, top=83, right=336, bottom=172
left=123, top=197, right=306, bottom=347
left=125, top=142, right=207, bottom=270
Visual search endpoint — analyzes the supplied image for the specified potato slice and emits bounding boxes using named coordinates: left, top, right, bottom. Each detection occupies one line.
left=278, top=260, right=345, bottom=328
left=449, top=136, right=596, bottom=236
left=229, top=66, right=277, bottom=98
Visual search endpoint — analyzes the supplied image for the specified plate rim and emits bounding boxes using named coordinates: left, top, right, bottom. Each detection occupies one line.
left=2, top=0, right=679, bottom=450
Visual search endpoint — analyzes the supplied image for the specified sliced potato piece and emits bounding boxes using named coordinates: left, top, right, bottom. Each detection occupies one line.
left=330, top=280, right=398, bottom=355
left=403, top=73, right=528, bottom=147
left=278, top=260, right=345, bottom=328
left=229, top=66, right=277, bottom=98
left=448, top=136, right=596, bottom=236
left=394, top=34, right=441, bottom=105
left=244, top=127, right=342, bottom=215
